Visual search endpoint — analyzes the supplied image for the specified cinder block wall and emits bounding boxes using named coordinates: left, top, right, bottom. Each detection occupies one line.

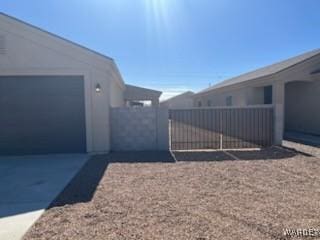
left=111, top=107, right=169, bottom=151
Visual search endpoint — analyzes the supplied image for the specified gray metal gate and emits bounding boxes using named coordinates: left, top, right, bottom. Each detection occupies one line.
left=169, top=106, right=274, bottom=150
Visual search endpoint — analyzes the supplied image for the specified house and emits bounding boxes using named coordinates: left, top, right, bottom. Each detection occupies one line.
left=193, top=49, right=320, bottom=144
left=0, top=13, right=161, bottom=155
left=160, top=91, right=194, bottom=109
left=124, top=84, right=162, bottom=107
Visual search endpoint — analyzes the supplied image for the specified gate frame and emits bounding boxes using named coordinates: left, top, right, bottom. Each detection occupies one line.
left=169, top=105, right=274, bottom=151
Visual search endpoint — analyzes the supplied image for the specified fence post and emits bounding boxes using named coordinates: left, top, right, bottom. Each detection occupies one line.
left=273, top=81, right=285, bottom=145
left=219, top=110, right=223, bottom=150
left=157, top=107, right=169, bottom=150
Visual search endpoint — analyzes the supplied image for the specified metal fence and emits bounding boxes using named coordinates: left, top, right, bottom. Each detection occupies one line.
left=169, top=106, right=274, bottom=150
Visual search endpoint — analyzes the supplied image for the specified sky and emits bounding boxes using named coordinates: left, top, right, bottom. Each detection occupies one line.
left=1, top=0, right=320, bottom=100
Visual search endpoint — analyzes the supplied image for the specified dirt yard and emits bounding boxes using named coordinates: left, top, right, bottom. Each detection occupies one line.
left=24, top=148, right=320, bottom=240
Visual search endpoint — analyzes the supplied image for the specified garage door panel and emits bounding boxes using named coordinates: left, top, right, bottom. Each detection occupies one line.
left=4, top=95, right=84, bottom=110
left=0, top=76, right=86, bottom=155
left=3, top=103, right=83, bottom=117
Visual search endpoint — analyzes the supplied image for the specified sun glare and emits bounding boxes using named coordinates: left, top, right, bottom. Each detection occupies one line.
left=145, top=0, right=171, bottom=28
left=144, top=0, right=183, bottom=38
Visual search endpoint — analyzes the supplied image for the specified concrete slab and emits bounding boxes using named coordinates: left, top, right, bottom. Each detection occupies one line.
left=284, top=131, right=320, bottom=147
left=0, top=154, right=88, bottom=240
left=283, top=131, right=320, bottom=158
left=283, top=140, right=320, bottom=158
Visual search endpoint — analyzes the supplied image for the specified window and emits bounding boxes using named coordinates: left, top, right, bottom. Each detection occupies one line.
left=226, top=96, right=232, bottom=106
left=0, top=35, right=5, bottom=54
left=264, top=86, right=273, bottom=104
left=198, top=101, right=202, bottom=107
left=207, top=100, right=212, bottom=107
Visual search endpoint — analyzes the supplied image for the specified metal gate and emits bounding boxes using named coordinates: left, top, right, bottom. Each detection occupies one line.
left=169, top=106, right=274, bottom=150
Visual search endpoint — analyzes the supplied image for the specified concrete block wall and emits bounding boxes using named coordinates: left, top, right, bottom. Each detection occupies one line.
left=111, top=107, right=169, bottom=151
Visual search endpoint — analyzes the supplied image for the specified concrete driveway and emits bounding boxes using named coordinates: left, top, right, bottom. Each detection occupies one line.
left=0, top=154, right=88, bottom=240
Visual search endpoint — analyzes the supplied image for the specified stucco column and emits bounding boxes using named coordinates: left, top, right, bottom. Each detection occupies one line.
left=272, top=81, right=285, bottom=145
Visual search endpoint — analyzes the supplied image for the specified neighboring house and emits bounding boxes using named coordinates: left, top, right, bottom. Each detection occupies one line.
left=193, top=49, right=320, bottom=143
left=160, top=91, right=194, bottom=109
left=0, top=13, right=161, bottom=155
left=128, top=101, right=144, bottom=107
left=124, top=84, right=162, bottom=107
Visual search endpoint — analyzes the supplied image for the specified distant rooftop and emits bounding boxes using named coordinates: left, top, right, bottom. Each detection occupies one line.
left=124, top=84, right=162, bottom=101
left=161, top=91, right=194, bottom=103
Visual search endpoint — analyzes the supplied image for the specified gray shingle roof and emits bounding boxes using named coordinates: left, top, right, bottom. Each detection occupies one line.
left=197, top=49, right=320, bottom=95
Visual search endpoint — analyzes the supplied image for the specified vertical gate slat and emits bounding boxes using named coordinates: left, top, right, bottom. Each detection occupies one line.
left=169, top=106, right=274, bottom=151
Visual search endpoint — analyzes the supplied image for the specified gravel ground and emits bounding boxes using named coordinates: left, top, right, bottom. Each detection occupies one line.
left=24, top=147, right=320, bottom=240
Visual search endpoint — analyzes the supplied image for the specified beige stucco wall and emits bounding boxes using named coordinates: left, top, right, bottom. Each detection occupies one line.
left=285, top=80, right=320, bottom=135
left=193, top=88, right=248, bottom=107
left=0, top=14, right=125, bottom=153
left=247, top=87, right=265, bottom=105
left=110, top=80, right=125, bottom=107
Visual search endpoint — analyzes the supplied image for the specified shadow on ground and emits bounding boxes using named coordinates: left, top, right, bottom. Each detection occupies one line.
left=49, top=151, right=175, bottom=208
left=173, top=147, right=299, bottom=162
left=107, top=151, right=176, bottom=163
left=49, top=148, right=299, bottom=208
left=173, top=151, right=234, bottom=162
left=49, top=155, right=109, bottom=208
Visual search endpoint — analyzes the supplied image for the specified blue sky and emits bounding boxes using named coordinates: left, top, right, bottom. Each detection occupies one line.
left=1, top=0, right=320, bottom=99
